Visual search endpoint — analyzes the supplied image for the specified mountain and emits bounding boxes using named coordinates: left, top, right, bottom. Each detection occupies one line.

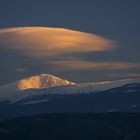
left=0, top=76, right=140, bottom=103
left=0, top=73, right=75, bottom=96
left=0, top=74, right=140, bottom=121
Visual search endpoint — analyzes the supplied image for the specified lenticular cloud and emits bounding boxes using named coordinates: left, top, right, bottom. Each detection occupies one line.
left=0, top=27, right=116, bottom=59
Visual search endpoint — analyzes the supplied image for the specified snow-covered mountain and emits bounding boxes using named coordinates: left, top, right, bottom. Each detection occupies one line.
left=0, top=74, right=140, bottom=121
left=0, top=73, right=75, bottom=94
left=0, top=75, right=140, bottom=103
left=0, top=82, right=140, bottom=121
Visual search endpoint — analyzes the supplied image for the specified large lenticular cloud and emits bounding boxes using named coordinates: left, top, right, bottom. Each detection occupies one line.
left=0, top=27, right=140, bottom=84
left=0, top=27, right=116, bottom=58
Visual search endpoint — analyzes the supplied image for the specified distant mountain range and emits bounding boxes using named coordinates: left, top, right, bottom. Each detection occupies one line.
left=0, top=73, right=140, bottom=121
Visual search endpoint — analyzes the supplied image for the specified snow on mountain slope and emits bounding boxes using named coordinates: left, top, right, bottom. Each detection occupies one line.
left=41, top=78, right=140, bottom=95
left=0, top=83, right=140, bottom=121
left=0, top=76, right=140, bottom=104
left=0, top=73, right=75, bottom=95
left=77, top=78, right=140, bottom=91
left=0, top=77, right=140, bottom=121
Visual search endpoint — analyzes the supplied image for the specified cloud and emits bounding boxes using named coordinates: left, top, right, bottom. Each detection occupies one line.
left=0, top=27, right=116, bottom=58
left=108, top=73, right=140, bottom=78
left=16, top=67, right=28, bottom=72
left=1, top=26, right=139, bottom=84
left=50, top=60, right=140, bottom=71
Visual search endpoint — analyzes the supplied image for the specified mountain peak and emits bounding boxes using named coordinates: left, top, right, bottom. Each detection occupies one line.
left=0, top=73, right=75, bottom=95
left=18, top=73, right=75, bottom=90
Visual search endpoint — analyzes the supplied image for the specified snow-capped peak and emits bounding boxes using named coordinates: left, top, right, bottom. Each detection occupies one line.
left=0, top=73, right=75, bottom=95
left=17, top=73, right=75, bottom=90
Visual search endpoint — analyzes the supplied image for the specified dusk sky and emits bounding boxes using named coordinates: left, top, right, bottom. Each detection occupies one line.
left=0, top=0, right=140, bottom=85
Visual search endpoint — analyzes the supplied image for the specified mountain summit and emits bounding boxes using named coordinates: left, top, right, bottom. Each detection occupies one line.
left=0, top=73, right=75, bottom=94
left=17, top=73, right=75, bottom=90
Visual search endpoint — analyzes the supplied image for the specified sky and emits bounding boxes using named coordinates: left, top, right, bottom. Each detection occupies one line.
left=0, top=0, right=140, bottom=85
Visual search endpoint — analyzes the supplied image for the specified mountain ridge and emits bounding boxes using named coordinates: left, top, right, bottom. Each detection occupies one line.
left=0, top=83, right=140, bottom=121
left=0, top=73, right=140, bottom=104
